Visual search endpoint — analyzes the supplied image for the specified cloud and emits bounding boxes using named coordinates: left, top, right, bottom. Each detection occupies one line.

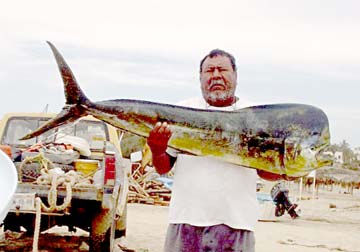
left=1, top=0, right=360, bottom=147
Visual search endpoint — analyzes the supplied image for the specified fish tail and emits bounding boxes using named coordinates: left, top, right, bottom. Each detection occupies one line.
left=47, top=41, right=91, bottom=106
left=20, top=105, right=87, bottom=140
left=20, top=42, right=91, bottom=140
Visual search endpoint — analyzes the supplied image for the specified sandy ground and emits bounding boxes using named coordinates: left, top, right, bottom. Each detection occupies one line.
left=1, top=181, right=359, bottom=251
left=122, top=182, right=360, bottom=252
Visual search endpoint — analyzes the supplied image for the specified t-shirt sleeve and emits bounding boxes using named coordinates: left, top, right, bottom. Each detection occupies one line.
left=166, top=147, right=178, bottom=158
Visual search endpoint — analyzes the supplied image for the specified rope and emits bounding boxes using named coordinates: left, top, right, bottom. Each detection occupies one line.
left=19, top=151, right=93, bottom=212
left=32, top=197, right=41, bottom=252
left=20, top=152, right=52, bottom=172
left=36, top=168, right=93, bottom=212
left=25, top=152, right=94, bottom=251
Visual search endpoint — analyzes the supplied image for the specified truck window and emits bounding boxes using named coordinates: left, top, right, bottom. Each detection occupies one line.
left=1, top=117, right=109, bottom=151
left=1, top=117, right=53, bottom=147
left=59, top=120, right=109, bottom=150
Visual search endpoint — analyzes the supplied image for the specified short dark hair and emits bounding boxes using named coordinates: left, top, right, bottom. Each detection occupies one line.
left=199, top=49, right=237, bottom=72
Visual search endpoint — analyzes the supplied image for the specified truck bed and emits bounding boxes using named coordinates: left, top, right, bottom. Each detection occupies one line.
left=16, top=183, right=114, bottom=201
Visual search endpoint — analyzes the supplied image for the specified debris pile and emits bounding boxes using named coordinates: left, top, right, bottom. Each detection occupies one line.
left=127, top=163, right=172, bottom=206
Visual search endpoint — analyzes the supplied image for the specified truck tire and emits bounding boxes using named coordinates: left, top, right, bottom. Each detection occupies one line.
left=115, top=203, right=127, bottom=238
left=89, top=208, right=113, bottom=252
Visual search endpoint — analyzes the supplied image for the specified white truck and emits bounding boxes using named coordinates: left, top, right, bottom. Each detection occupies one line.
left=0, top=112, right=128, bottom=251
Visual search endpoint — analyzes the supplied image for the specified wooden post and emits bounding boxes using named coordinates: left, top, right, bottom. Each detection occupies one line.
left=312, top=171, right=317, bottom=200
left=298, top=177, right=303, bottom=201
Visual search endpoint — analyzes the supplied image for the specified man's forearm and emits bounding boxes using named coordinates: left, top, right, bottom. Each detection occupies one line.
left=257, top=170, right=296, bottom=181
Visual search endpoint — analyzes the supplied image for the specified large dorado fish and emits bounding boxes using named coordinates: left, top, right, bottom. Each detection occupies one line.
left=21, top=42, right=332, bottom=178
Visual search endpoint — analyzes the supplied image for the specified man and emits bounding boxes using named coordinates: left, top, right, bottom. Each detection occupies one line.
left=147, top=49, right=282, bottom=252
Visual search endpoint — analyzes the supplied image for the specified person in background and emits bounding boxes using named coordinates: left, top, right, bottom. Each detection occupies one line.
left=147, top=49, right=282, bottom=252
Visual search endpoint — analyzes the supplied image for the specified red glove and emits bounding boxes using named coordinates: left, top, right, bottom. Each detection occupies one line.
left=147, top=122, right=172, bottom=156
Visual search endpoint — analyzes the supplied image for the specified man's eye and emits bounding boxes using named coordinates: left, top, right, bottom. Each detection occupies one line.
left=204, top=67, right=229, bottom=73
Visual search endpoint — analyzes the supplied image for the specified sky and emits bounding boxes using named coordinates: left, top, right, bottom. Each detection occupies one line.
left=1, top=0, right=359, bottom=147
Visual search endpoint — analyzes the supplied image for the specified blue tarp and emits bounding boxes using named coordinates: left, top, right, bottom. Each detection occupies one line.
left=256, top=193, right=273, bottom=202
left=156, top=177, right=173, bottom=189
left=153, top=179, right=285, bottom=205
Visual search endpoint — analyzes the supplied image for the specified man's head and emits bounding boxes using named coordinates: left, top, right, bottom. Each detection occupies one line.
left=199, top=49, right=237, bottom=107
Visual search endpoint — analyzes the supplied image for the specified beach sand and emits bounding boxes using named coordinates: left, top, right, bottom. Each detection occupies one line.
left=1, top=181, right=359, bottom=251
left=122, top=181, right=360, bottom=252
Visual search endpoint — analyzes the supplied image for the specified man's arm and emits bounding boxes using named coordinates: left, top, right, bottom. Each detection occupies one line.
left=257, top=169, right=297, bottom=181
left=147, top=122, right=174, bottom=175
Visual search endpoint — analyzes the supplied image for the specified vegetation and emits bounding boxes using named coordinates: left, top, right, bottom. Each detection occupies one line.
left=328, top=140, right=360, bottom=170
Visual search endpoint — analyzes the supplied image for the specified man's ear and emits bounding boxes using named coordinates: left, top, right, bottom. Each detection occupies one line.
left=199, top=72, right=204, bottom=83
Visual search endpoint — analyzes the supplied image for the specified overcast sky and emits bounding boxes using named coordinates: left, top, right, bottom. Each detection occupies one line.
left=1, top=0, right=359, bottom=147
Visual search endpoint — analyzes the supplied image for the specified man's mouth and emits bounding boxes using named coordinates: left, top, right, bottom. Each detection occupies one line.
left=209, top=81, right=226, bottom=91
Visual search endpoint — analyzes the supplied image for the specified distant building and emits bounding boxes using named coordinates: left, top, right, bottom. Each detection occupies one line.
left=353, top=147, right=360, bottom=161
left=334, top=151, right=343, bottom=163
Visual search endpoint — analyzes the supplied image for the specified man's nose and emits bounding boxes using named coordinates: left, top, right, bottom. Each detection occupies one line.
left=213, top=68, right=221, bottom=76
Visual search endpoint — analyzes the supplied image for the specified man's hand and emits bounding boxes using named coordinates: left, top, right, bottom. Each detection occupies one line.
left=147, top=122, right=173, bottom=174
left=147, top=122, right=172, bottom=156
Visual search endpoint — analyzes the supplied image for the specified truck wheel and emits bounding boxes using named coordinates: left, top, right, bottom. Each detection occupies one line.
left=115, top=203, right=127, bottom=238
left=3, top=213, right=22, bottom=232
left=89, top=208, right=113, bottom=252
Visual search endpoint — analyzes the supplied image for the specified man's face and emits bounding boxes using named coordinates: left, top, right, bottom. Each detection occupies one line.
left=200, top=55, right=237, bottom=107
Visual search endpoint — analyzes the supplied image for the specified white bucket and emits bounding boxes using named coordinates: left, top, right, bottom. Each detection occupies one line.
left=0, top=151, right=18, bottom=223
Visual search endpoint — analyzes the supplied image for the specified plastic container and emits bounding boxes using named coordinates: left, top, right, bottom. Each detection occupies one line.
left=74, top=159, right=99, bottom=176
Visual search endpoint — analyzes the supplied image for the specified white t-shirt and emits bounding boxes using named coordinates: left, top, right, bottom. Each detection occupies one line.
left=167, top=97, right=260, bottom=231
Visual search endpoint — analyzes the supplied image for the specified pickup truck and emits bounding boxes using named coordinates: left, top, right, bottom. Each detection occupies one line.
left=0, top=112, right=128, bottom=251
